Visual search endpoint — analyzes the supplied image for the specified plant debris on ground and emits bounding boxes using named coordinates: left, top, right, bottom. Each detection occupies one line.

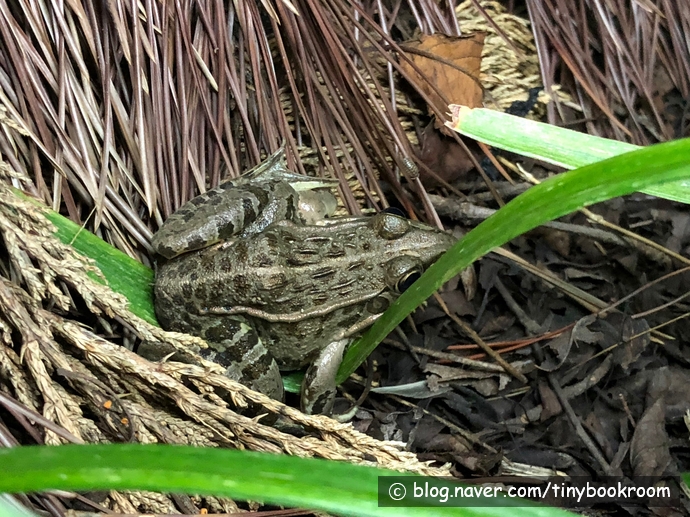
left=0, top=0, right=689, bottom=515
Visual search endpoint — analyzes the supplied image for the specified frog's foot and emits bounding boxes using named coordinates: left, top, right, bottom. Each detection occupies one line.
left=300, top=338, right=350, bottom=415
left=200, top=322, right=284, bottom=401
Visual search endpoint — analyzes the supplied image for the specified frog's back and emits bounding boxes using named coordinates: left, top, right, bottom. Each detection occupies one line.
left=156, top=214, right=453, bottom=318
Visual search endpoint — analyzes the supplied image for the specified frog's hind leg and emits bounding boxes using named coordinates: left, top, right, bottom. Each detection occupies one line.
left=197, top=317, right=285, bottom=402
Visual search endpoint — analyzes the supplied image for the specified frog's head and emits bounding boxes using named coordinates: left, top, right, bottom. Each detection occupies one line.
left=367, top=212, right=455, bottom=294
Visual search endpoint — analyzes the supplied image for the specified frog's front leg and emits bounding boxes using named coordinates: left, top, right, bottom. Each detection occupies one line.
left=300, top=338, right=350, bottom=415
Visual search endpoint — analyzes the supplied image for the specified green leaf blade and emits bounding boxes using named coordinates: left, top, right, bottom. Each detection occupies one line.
left=447, top=106, right=690, bottom=204
left=38, top=205, right=157, bottom=325
left=338, top=138, right=690, bottom=382
left=0, top=444, right=574, bottom=517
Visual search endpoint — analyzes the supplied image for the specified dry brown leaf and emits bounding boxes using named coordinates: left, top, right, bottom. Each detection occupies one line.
left=400, top=32, right=485, bottom=130
left=630, top=398, right=672, bottom=477
left=416, top=123, right=475, bottom=185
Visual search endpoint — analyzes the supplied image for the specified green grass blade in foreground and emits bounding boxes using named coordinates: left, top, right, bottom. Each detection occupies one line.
left=446, top=106, right=690, bottom=204
left=0, top=444, right=575, bottom=517
left=337, top=138, right=690, bottom=382
left=17, top=191, right=157, bottom=324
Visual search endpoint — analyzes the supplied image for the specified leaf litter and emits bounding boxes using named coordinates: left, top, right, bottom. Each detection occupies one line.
left=0, top=0, right=690, bottom=515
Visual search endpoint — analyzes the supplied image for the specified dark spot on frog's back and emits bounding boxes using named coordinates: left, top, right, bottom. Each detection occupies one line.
left=219, top=256, right=235, bottom=272
left=207, top=278, right=227, bottom=296
left=198, top=248, right=216, bottom=270
left=234, top=274, right=250, bottom=294
left=244, top=184, right=270, bottom=206
left=177, top=206, right=197, bottom=223
left=181, top=283, right=194, bottom=298
left=208, top=192, right=226, bottom=206
left=256, top=253, right=274, bottom=267
left=194, top=283, right=209, bottom=300
left=186, top=235, right=208, bottom=251
left=234, top=239, right=249, bottom=262
left=261, top=273, right=288, bottom=290
left=189, top=193, right=214, bottom=208
left=218, top=222, right=237, bottom=240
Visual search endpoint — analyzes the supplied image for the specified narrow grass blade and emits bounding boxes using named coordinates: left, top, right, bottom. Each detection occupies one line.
left=446, top=106, right=690, bottom=204
left=19, top=191, right=157, bottom=324
left=0, top=444, right=575, bottom=517
left=338, top=138, right=690, bottom=382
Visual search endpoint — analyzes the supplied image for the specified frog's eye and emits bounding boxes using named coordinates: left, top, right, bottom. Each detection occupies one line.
left=370, top=212, right=410, bottom=239
left=384, top=256, right=423, bottom=292
left=395, top=268, right=422, bottom=293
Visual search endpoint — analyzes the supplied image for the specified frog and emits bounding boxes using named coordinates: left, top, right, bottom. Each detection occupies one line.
left=151, top=147, right=455, bottom=414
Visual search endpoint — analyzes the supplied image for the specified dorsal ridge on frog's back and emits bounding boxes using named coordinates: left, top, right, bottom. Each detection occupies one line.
left=207, top=213, right=453, bottom=316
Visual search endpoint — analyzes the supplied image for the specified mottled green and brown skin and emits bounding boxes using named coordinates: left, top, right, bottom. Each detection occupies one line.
left=151, top=149, right=338, bottom=259
left=152, top=148, right=454, bottom=414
